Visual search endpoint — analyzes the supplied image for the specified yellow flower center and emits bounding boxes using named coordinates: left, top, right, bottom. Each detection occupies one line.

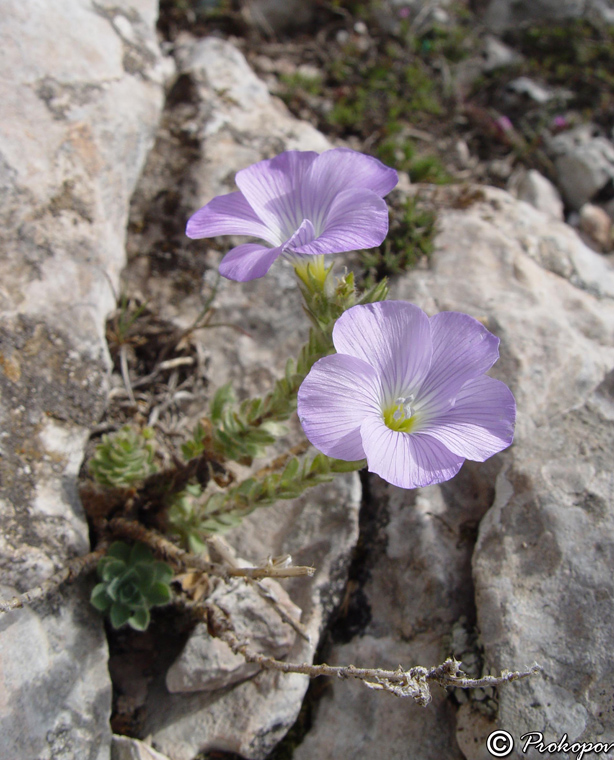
left=383, top=396, right=418, bottom=433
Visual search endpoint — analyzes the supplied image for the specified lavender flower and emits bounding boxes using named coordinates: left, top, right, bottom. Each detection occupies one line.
left=297, top=302, right=516, bottom=489
left=186, top=149, right=398, bottom=281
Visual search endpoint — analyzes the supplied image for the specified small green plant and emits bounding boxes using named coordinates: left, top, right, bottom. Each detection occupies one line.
left=90, top=542, right=173, bottom=630
left=360, top=196, right=437, bottom=286
left=167, top=453, right=364, bottom=550
left=89, top=426, right=157, bottom=488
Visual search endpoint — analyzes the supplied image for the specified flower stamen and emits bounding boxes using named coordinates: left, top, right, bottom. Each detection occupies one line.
left=384, top=395, right=417, bottom=433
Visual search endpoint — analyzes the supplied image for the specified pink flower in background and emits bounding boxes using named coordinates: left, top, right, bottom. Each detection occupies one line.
left=297, top=302, right=516, bottom=489
left=186, top=149, right=398, bottom=281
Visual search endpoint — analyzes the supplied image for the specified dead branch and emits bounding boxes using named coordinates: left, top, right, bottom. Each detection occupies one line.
left=0, top=544, right=108, bottom=614
left=201, top=601, right=541, bottom=706
left=108, top=518, right=315, bottom=580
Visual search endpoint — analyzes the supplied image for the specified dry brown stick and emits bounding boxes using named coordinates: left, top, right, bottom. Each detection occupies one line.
left=207, top=534, right=311, bottom=642
left=201, top=601, right=541, bottom=706
left=108, top=518, right=315, bottom=580
left=0, top=544, right=108, bottom=614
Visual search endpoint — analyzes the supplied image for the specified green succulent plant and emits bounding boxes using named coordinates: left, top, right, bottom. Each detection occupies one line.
left=90, top=542, right=173, bottom=631
left=89, top=426, right=157, bottom=488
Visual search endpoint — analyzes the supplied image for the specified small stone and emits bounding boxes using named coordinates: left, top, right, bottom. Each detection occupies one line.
left=166, top=578, right=300, bottom=693
left=455, top=704, right=496, bottom=760
left=506, top=76, right=553, bottom=104
left=579, top=203, right=612, bottom=252
left=508, top=168, right=564, bottom=220
left=336, top=29, right=350, bottom=44
left=353, top=20, right=368, bottom=34
left=112, top=736, right=171, bottom=760
left=547, top=124, right=614, bottom=210
left=481, top=35, right=522, bottom=71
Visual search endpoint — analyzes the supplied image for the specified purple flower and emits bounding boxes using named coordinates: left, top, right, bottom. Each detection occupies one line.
left=297, top=302, right=516, bottom=489
left=186, top=149, right=398, bottom=281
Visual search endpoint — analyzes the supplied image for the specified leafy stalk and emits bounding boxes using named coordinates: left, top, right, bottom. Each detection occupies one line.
left=184, top=258, right=388, bottom=464
left=168, top=452, right=366, bottom=548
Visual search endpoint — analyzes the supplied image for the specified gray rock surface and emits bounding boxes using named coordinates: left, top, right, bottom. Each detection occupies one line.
left=579, top=202, right=612, bottom=252
left=166, top=577, right=301, bottom=693
left=548, top=126, right=614, bottom=211
left=294, top=185, right=614, bottom=758
left=112, top=736, right=171, bottom=760
left=0, top=1, right=168, bottom=757
left=508, top=168, right=564, bottom=221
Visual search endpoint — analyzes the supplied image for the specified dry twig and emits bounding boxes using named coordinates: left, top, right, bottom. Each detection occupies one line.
left=202, top=601, right=541, bottom=706
left=109, top=518, right=315, bottom=580
left=0, top=544, right=108, bottom=614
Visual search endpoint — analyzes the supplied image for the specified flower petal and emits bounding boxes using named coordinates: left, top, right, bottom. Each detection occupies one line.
left=297, top=354, right=381, bottom=461
left=284, top=218, right=316, bottom=251
left=360, top=416, right=465, bottom=489
left=332, top=302, right=433, bottom=405
left=292, top=189, right=390, bottom=255
left=417, top=312, right=501, bottom=409
left=218, top=243, right=283, bottom=281
left=421, top=376, right=516, bottom=461
left=235, top=151, right=320, bottom=241
left=304, top=149, right=398, bottom=232
left=186, top=191, right=277, bottom=244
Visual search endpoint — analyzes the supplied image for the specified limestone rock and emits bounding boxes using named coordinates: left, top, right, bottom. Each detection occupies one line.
left=122, top=35, right=360, bottom=760
left=112, top=736, right=171, bottom=760
left=166, top=578, right=301, bottom=693
left=508, top=168, right=564, bottom=221
left=146, top=474, right=361, bottom=760
left=579, top=202, right=612, bottom=252
left=546, top=124, right=614, bottom=210
left=294, top=184, right=614, bottom=757
left=0, top=1, right=169, bottom=757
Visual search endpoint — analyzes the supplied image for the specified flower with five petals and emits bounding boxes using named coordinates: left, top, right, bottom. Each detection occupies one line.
left=186, top=148, right=398, bottom=281
left=297, top=301, right=516, bottom=489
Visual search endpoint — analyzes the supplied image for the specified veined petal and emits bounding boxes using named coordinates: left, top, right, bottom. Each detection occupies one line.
left=186, top=191, right=278, bottom=244
left=218, top=243, right=283, bottom=282
left=360, top=416, right=465, bottom=489
left=298, top=354, right=381, bottom=461
left=417, top=312, right=501, bottom=410
left=303, top=149, right=398, bottom=231
left=332, top=302, right=432, bottom=406
left=421, top=376, right=516, bottom=461
left=292, top=189, right=390, bottom=256
left=284, top=218, right=316, bottom=251
left=235, top=152, right=319, bottom=241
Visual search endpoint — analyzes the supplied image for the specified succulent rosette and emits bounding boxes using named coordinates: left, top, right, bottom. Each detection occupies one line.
left=186, top=148, right=398, bottom=281
left=297, top=301, right=516, bottom=489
